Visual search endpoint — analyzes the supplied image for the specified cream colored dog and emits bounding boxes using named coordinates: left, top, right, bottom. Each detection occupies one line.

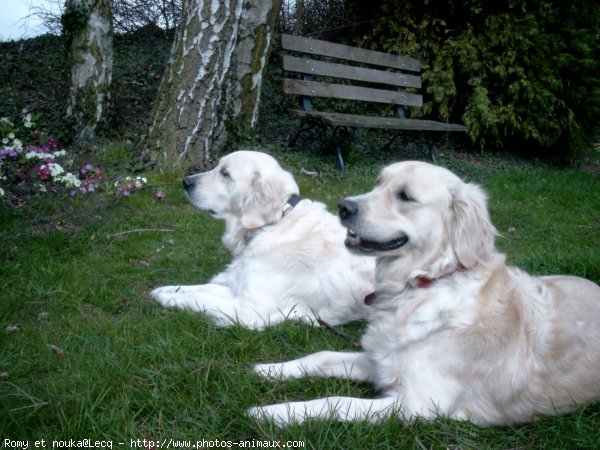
left=151, top=151, right=374, bottom=329
left=249, top=161, right=600, bottom=425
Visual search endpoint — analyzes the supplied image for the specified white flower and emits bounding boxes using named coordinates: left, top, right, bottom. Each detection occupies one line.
left=8, top=133, right=14, bottom=140
left=133, top=176, right=148, bottom=189
left=25, top=149, right=68, bottom=160
left=0, top=187, right=4, bottom=197
left=0, top=117, right=13, bottom=126
left=23, top=114, right=33, bottom=128
left=56, top=172, right=81, bottom=188
left=45, top=163, right=65, bottom=177
left=25, top=151, right=52, bottom=160
left=1, top=138, right=7, bottom=145
left=12, top=139, right=22, bottom=149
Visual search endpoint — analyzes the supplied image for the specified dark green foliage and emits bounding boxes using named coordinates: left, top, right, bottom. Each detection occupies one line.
left=61, top=0, right=92, bottom=47
left=0, top=35, right=75, bottom=143
left=109, top=25, right=174, bottom=139
left=0, top=26, right=172, bottom=144
left=350, top=0, right=600, bottom=161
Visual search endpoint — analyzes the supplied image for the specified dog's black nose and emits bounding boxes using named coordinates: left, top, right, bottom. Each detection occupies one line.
left=338, top=199, right=358, bottom=221
left=182, top=177, right=194, bottom=191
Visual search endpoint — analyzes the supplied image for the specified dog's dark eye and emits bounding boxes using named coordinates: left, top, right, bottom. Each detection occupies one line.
left=220, top=168, right=231, bottom=179
left=397, top=190, right=413, bottom=202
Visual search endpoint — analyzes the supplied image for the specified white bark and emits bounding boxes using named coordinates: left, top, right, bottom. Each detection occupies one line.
left=229, top=0, right=277, bottom=129
left=143, top=0, right=281, bottom=169
left=66, top=0, right=113, bottom=142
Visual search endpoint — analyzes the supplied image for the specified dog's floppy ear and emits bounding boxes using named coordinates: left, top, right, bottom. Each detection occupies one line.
left=449, top=181, right=497, bottom=268
left=241, top=169, right=299, bottom=230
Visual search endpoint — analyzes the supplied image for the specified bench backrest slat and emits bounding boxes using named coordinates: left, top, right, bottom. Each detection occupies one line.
left=282, top=34, right=420, bottom=72
left=283, top=55, right=421, bottom=89
left=283, top=79, right=423, bottom=108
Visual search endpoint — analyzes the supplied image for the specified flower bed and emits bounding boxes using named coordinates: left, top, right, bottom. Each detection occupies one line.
left=0, top=111, right=162, bottom=203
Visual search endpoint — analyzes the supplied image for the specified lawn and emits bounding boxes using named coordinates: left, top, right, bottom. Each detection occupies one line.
left=1, top=142, right=599, bottom=449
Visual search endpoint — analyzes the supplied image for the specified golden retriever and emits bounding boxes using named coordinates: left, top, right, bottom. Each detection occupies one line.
left=248, top=161, right=600, bottom=425
left=151, top=151, right=374, bottom=329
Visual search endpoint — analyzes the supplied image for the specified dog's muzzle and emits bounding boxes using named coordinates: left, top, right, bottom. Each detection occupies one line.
left=183, top=176, right=194, bottom=192
left=338, top=198, right=358, bottom=223
left=338, top=198, right=408, bottom=254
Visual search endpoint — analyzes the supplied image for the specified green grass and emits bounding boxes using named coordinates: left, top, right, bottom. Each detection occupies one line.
left=1, top=144, right=599, bottom=448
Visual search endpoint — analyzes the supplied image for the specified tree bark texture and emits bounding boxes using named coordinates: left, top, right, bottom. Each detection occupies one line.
left=142, top=0, right=281, bottom=169
left=65, top=0, right=113, bottom=142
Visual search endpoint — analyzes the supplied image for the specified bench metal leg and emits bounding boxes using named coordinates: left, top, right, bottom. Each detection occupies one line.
left=288, top=117, right=309, bottom=147
left=430, top=146, right=438, bottom=165
left=430, top=132, right=449, bottom=165
left=332, top=127, right=359, bottom=170
left=288, top=128, right=303, bottom=147
left=332, top=127, right=346, bottom=171
left=383, top=132, right=400, bottom=152
left=289, top=117, right=329, bottom=147
left=383, top=131, right=449, bottom=165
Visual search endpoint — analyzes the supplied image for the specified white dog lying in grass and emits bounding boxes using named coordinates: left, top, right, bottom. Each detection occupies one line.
left=151, top=151, right=374, bottom=329
left=248, top=161, right=600, bottom=426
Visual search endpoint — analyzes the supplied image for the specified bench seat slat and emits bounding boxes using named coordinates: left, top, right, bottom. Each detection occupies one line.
left=282, top=34, right=420, bottom=72
left=283, top=79, right=423, bottom=108
left=283, top=55, right=422, bottom=89
left=290, top=110, right=467, bottom=132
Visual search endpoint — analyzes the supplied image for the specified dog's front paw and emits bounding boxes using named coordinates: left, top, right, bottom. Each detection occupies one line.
left=150, top=286, right=182, bottom=307
left=254, top=363, right=285, bottom=379
left=246, top=405, right=265, bottom=420
left=247, top=404, right=295, bottom=426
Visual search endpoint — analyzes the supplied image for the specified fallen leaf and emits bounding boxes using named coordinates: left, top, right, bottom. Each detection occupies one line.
left=49, top=344, right=65, bottom=356
left=301, top=167, right=318, bottom=176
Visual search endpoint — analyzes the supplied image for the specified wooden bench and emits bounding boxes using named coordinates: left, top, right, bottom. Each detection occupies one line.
left=281, top=34, right=467, bottom=169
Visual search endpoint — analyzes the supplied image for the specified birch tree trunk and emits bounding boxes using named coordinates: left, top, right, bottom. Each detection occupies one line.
left=64, top=0, right=113, bottom=142
left=142, top=0, right=282, bottom=170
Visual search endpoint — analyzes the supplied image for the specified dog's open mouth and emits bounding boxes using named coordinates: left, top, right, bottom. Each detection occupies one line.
left=344, top=229, right=408, bottom=254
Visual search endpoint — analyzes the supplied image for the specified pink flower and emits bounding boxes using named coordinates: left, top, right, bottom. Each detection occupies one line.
left=48, top=135, right=59, bottom=150
left=155, top=191, right=165, bottom=200
left=34, top=164, right=51, bottom=180
left=80, top=163, right=95, bottom=175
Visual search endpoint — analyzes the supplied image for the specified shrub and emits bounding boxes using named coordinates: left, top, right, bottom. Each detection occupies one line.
left=355, top=0, right=600, bottom=160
